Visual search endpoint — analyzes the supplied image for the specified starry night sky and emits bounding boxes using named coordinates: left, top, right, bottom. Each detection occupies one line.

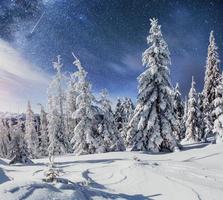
left=0, top=0, right=223, bottom=109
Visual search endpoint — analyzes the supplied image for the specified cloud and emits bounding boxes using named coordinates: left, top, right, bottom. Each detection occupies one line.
left=109, top=52, right=142, bottom=75
left=0, top=39, right=50, bottom=113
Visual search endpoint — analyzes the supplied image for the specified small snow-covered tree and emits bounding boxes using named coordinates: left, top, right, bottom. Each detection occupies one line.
left=0, top=119, right=10, bottom=158
left=9, top=119, right=32, bottom=165
left=197, top=93, right=205, bottom=140
left=71, top=54, right=105, bottom=155
left=114, top=98, right=124, bottom=131
left=48, top=55, right=70, bottom=153
left=120, top=97, right=135, bottom=143
left=183, top=77, right=200, bottom=143
left=173, top=83, right=184, bottom=140
left=126, top=18, right=178, bottom=152
left=182, top=96, right=188, bottom=138
left=114, top=98, right=134, bottom=134
left=213, top=73, right=223, bottom=143
left=202, top=31, right=221, bottom=139
left=38, top=104, right=49, bottom=157
left=97, top=89, right=125, bottom=151
left=25, top=101, right=39, bottom=158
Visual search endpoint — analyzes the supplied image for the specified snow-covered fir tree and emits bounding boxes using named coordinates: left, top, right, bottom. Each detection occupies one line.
left=114, top=98, right=124, bottom=131
left=126, top=18, right=178, bottom=152
left=197, top=93, right=205, bottom=140
left=71, top=55, right=105, bottom=155
left=97, top=89, right=125, bottom=151
left=38, top=104, right=49, bottom=157
left=202, top=31, right=221, bottom=139
left=173, top=83, right=184, bottom=140
left=213, top=73, right=223, bottom=143
left=25, top=101, right=39, bottom=158
left=48, top=55, right=70, bottom=153
left=183, top=77, right=200, bottom=144
left=9, top=119, right=32, bottom=164
left=47, top=95, right=60, bottom=164
left=0, top=119, right=10, bottom=158
left=182, top=96, right=188, bottom=138
left=120, top=97, right=135, bottom=143
left=114, top=98, right=134, bottom=135
left=65, top=63, right=79, bottom=144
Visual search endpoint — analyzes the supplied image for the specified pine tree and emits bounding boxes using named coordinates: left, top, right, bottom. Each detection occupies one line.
left=0, top=119, right=10, bottom=158
left=98, top=89, right=125, bottom=152
left=126, top=18, right=178, bottom=152
left=114, top=98, right=124, bottom=131
left=213, top=73, right=223, bottom=143
left=47, top=95, right=60, bottom=163
left=183, top=77, right=200, bottom=144
left=120, top=97, right=135, bottom=143
left=202, top=31, right=221, bottom=139
left=38, top=104, right=49, bottom=157
left=65, top=64, right=79, bottom=144
left=25, top=101, right=39, bottom=158
left=48, top=55, right=70, bottom=153
left=44, top=96, right=61, bottom=183
left=173, top=83, right=184, bottom=140
left=71, top=54, right=105, bottom=155
left=9, top=119, right=32, bottom=165
left=197, top=93, right=205, bottom=140
left=182, top=96, right=188, bottom=139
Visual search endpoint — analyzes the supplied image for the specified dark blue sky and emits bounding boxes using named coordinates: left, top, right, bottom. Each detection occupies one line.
left=1, top=0, right=223, bottom=104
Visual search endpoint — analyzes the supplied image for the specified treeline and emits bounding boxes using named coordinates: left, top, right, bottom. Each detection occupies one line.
left=0, top=18, right=222, bottom=163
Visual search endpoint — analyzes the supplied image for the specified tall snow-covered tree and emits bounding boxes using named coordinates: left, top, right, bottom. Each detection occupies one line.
left=126, top=18, right=178, bottom=152
left=173, top=83, right=184, bottom=140
left=183, top=77, right=200, bottom=143
left=202, top=31, right=221, bottom=139
left=25, top=101, right=39, bottom=158
left=48, top=55, right=70, bottom=153
left=38, top=104, right=49, bottom=157
left=97, top=89, right=125, bottom=151
left=213, top=73, right=223, bottom=143
left=65, top=64, right=79, bottom=144
left=47, top=95, right=60, bottom=164
left=71, top=55, right=105, bottom=155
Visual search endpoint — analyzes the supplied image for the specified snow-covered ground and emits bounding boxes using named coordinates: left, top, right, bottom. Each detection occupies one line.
left=0, top=143, right=223, bottom=200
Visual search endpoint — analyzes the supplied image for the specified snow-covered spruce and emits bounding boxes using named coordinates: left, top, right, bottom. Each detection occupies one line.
left=173, top=83, right=184, bottom=140
left=25, top=101, right=39, bottom=158
left=97, top=89, right=125, bottom=152
left=213, top=73, right=223, bottom=143
left=202, top=31, right=221, bottom=139
left=9, top=119, right=32, bottom=165
left=71, top=55, right=104, bottom=155
left=65, top=66, right=79, bottom=144
left=47, top=56, right=70, bottom=154
left=126, top=18, right=178, bottom=152
left=38, top=104, right=49, bottom=157
left=114, top=97, right=134, bottom=143
left=0, top=119, right=10, bottom=158
left=114, top=98, right=124, bottom=131
left=182, top=77, right=200, bottom=144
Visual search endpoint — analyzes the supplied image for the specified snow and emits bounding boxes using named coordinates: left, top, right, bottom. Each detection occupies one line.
left=0, top=143, right=223, bottom=200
